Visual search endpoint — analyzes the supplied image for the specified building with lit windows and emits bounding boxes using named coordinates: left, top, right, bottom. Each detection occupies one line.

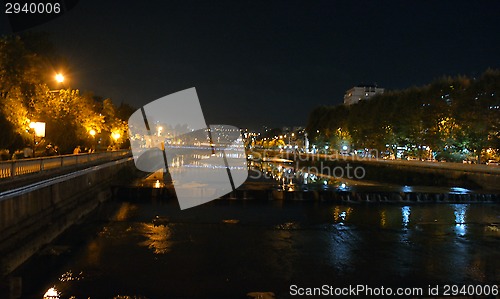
left=344, top=85, right=384, bottom=106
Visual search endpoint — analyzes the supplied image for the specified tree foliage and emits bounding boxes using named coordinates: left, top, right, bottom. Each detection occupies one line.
left=306, top=70, right=500, bottom=161
left=0, top=33, right=132, bottom=155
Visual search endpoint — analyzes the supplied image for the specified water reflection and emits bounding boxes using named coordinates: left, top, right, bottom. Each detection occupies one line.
left=326, top=222, right=358, bottom=273
left=153, top=179, right=162, bottom=189
left=261, top=161, right=339, bottom=190
left=453, top=204, right=468, bottom=236
left=402, top=206, right=411, bottom=227
left=18, top=202, right=499, bottom=297
left=333, top=206, right=353, bottom=224
left=380, top=210, right=387, bottom=227
left=43, top=287, right=60, bottom=299
left=138, top=222, right=173, bottom=254
left=59, top=270, right=84, bottom=282
left=113, top=202, right=136, bottom=222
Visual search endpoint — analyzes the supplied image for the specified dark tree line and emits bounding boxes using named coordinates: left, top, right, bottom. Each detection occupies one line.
left=306, top=70, right=500, bottom=162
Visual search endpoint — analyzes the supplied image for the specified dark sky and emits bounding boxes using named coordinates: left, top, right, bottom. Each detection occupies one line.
left=2, top=0, right=500, bottom=129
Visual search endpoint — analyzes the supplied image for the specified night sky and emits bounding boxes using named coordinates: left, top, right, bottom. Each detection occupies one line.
left=2, top=0, right=500, bottom=129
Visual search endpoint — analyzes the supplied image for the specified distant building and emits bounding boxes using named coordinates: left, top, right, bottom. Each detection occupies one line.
left=344, top=85, right=384, bottom=106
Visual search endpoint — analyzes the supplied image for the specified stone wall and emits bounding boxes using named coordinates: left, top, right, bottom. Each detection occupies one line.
left=0, top=158, right=135, bottom=276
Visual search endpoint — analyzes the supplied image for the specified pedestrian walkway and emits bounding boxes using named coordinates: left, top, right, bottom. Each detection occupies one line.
left=0, top=150, right=131, bottom=193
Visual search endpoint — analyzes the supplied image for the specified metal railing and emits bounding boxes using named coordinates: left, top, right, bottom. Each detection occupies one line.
left=0, top=150, right=131, bottom=179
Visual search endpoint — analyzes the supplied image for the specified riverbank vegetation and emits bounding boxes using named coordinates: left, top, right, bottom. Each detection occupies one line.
left=0, top=33, right=134, bottom=157
left=306, top=70, right=500, bottom=163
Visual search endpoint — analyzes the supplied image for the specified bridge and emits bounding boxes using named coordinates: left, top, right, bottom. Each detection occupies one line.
left=0, top=150, right=135, bottom=277
left=0, top=150, right=129, bottom=180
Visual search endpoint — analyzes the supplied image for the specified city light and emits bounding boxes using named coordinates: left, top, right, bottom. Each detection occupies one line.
left=89, top=129, right=96, bottom=137
left=29, top=121, right=46, bottom=137
left=43, top=287, right=60, bottom=299
left=112, top=132, right=121, bottom=141
left=55, top=73, right=64, bottom=83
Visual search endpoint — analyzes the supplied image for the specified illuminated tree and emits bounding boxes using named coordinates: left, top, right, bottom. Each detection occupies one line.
left=0, top=33, right=132, bottom=154
left=307, top=70, right=500, bottom=161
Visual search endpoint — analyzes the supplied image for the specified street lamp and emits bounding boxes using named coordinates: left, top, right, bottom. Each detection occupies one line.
left=51, top=73, right=66, bottom=95
left=112, top=132, right=121, bottom=141
left=89, top=129, right=96, bottom=152
left=29, top=121, right=45, bottom=157
left=55, top=73, right=64, bottom=83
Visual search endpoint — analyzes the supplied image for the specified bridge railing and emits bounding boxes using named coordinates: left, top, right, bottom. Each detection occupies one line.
left=0, top=150, right=131, bottom=179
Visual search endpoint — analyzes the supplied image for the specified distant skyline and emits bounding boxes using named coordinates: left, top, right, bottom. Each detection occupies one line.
left=2, top=0, right=499, bottom=130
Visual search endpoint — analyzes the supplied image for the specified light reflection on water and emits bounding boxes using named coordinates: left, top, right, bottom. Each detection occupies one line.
left=59, top=270, right=84, bottom=282
left=326, top=224, right=356, bottom=273
left=402, top=206, right=411, bottom=227
left=453, top=204, right=468, bottom=236
left=138, top=222, right=173, bottom=254
left=19, top=202, right=500, bottom=298
left=333, top=206, right=353, bottom=224
left=42, top=287, right=60, bottom=299
left=380, top=210, right=387, bottom=227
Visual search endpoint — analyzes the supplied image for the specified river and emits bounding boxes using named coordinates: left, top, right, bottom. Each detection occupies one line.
left=12, top=195, right=500, bottom=298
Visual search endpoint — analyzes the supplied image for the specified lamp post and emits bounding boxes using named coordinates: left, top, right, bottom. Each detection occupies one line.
left=29, top=122, right=45, bottom=157
left=89, top=129, right=96, bottom=152
left=50, top=73, right=65, bottom=95
left=112, top=132, right=121, bottom=150
left=55, top=73, right=64, bottom=83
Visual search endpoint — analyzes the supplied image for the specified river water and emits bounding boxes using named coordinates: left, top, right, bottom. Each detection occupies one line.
left=12, top=196, right=500, bottom=298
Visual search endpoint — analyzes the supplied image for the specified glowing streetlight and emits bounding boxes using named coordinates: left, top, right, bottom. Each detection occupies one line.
left=112, top=132, right=121, bottom=141
left=88, top=129, right=97, bottom=152
left=55, top=73, right=64, bottom=83
left=29, top=122, right=46, bottom=137
left=29, top=121, right=45, bottom=158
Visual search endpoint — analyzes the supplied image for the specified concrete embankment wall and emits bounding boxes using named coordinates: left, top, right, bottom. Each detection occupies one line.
left=335, top=159, right=500, bottom=191
left=115, top=184, right=498, bottom=204
left=0, top=158, right=136, bottom=276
